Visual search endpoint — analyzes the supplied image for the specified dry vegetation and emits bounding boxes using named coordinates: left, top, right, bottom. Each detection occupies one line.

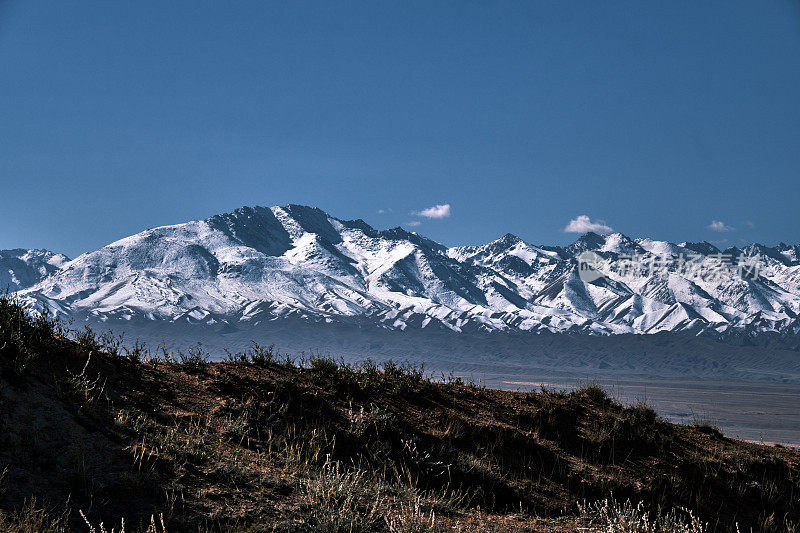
left=1, top=294, right=799, bottom=532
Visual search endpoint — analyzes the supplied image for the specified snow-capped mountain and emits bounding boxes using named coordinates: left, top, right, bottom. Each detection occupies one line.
left=14, top=205, right=800, bottom=339
left=1, top=249, right=70, bottom=292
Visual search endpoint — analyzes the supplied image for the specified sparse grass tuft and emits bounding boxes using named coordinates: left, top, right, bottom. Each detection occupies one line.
left=63, top=351, right=107, bottom=413
left=116, top=409, right=210, bottom=473
left=584, top=400, right=671, bottom=463
left=385, top=496, right=441, bottom=532
left=578, top=497, right=707, bottom=532
left=80, top=510, right=168, bottom=533
left=299, top=459, right=382, bottom=533
left=0, top=499, right=69, bottom=533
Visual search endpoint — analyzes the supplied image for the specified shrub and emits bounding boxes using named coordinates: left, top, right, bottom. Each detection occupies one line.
left=382, top=360, right=427, bottom=394
left=73, top=325, right=101, bottom=353
left=174, top=343, right=209, bottom=373
left=690, top=416, right=723, bottom=438
left=224, top=342, right=276, bottom=366
left=248, top=342, right=276, bottom=366
left=0, top=293, right=62, bottom=376
left=308, top=355, right=341, bottom=381
left=577, top=382, right=611, bottom=405
left=97, top=330, right=124, bottom=357
left=123, top=339, right=149, bottom=363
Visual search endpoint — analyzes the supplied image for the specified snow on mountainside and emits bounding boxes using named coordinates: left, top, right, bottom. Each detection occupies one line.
left=1, top=249, right=70, bottom=292
left=14, top=205, right=800, bottom=338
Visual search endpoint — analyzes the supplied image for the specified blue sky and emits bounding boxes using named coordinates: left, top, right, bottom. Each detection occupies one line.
left=1, top=1, right=798, bottom=258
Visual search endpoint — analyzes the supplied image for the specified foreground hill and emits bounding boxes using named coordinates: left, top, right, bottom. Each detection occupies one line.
left=14, top=204, right=800, bottom=339
left=1, top=296, right=799, bottom=532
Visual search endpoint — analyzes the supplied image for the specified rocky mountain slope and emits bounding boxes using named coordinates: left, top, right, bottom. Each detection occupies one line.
left=0, top=248, right=69, bottom=292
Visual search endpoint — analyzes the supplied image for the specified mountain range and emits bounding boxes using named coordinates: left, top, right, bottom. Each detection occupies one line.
left=6, top=204, right=800, bottom=341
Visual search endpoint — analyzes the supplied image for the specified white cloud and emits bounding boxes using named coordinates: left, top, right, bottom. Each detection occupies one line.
left=414, top=204, right=451, bottom=219
left=563, top=215, right=613, bottom=234
left=377, top=209, right=386, bottom=214
left=707, top=220, right=734, bottom=232
left=405, top=220, right=421, bottom=227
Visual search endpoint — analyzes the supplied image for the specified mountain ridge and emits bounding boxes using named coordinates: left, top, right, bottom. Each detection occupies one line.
left=7, top=204, right=800, bottom=339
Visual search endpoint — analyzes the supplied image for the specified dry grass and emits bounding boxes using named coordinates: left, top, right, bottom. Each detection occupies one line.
left=579, top=498, right=707, bottom=532
left=0, top=499, right=69, bottom=533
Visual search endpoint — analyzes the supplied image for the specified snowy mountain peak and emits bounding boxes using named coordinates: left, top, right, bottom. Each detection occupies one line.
left=566, top=231, right=606, bottom=252
left=598, top=232, right=644, bottom=255
left=497, top=233, right=523, bottom=245
left=680, top=241, right=722, bottom=256
left=564, top=232, right=641, bottom=256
